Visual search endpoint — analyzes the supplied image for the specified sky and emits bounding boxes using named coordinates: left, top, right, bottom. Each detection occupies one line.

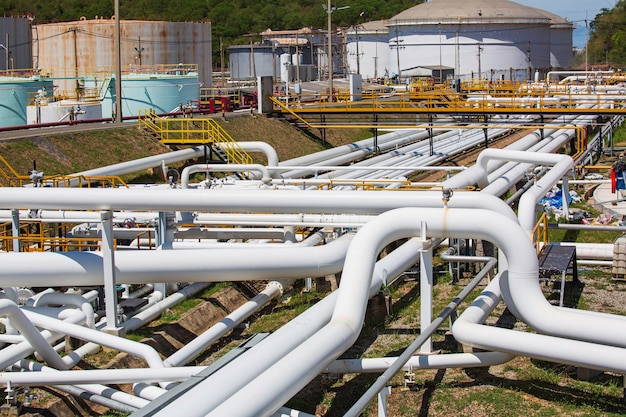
left=515, top=0, right=618, bottom=48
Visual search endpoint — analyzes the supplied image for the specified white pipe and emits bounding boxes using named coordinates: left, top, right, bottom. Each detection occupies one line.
left=0, top=365, right=204, bottom=386
left=164, top=281, right=283, bottom=367
left=22, top=310, right=166, bottom=374
left=0, top=234, right=353, bottom=286
left=0, top=188, right=516, bottom=219
left=326, top=351, right=513, bottom=374
left=14, top=360, right=150, bottom=410
left=72, top=146, right=208, bottom=180
left=186, top=207, right=532, bottom=417
left=181, top=164, right=271, bottom=188
left=193, top=212, right=376, bottom=227
left=122, top=282, right=211, bottom=332
left=156, top=236, right=425, bottom=415
left=550, top=242, right=613, bottom=260
left=223, top=141, right=280, bottom=167
left=33, top=293, right=95, bottom=328
left=454, top=276, right=626, bottom=374
left=0, top=299, right=71, bottom=370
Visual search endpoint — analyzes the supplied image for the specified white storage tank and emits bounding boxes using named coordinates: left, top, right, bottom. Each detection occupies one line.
left=346, top=0, right=574, bottom=81
left=280, top=53, right=292, bottom=82
left=345, top=20, right=389, bottom=81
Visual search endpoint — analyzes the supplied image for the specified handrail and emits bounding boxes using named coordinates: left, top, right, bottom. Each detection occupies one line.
left=137, top=110, right=252, bottom=165
left=531, top=211, right=549, bottom=255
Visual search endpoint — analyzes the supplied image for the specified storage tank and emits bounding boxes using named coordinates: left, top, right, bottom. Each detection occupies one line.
left=27, top=100, right=102, bottom=125
left=280, top=53, right=291, bottom=82
left=347, top=0, right=573, bottom=81
left=95, top=70, right=201, bottom=118
left=0, top=75, right=54, bottom=128
left=0, top=16, right=33, bottom=71
left=33, top=18, right=212, bottom=90
left=345, top=20, right=389, bottom=81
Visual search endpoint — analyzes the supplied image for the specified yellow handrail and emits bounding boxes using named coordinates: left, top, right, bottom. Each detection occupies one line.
left=137, top=110, right=252, bottom=165
left=531, top=212, right=549, bottom=255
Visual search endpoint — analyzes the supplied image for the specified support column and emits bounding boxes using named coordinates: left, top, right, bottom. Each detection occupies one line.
left=377, top=386, right=391, bottom=417
left=419, top=220, right=433, bottom=354
left=100, top=211, right=123, bottom=335
left=154, top=212, right=173, bottom=297
left=11, top=209, right=19, bottom=253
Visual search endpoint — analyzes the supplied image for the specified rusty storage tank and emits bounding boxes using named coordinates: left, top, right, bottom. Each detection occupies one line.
left=33, top=18, right=212, bottom=93
left=0, top=16, right=34, bottom=71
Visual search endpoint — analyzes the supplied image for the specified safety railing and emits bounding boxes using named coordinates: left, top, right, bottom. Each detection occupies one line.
left=272, top=91, right=626, bottom=116
left=531, top=211, right=549, bottom=255
left=137, top=109, right=252, bottom=165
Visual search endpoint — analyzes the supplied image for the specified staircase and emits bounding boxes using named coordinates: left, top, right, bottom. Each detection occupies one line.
left=137, top=109, right=252, bottom=166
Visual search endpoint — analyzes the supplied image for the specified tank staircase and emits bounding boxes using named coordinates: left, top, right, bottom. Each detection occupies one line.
left=137, top=109, right=253, bottom=167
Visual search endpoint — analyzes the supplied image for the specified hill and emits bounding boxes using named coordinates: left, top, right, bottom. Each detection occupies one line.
left=0, top=115, right=371, bottom=184
left=0, top=0, right=423, bottom=66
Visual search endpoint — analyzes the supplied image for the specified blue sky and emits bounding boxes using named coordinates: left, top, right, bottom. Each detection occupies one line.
left=515, top=0, right=618, bottom=48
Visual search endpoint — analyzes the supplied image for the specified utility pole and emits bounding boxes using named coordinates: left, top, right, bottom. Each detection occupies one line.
left=220, top=37, right=225, bottom=87
left=134, top=36, right=144, bottom=66
left=323, top=1, right=349, bottom=101
left=327, top=0, right=333, bottom=100
left=527, top=41, right=531, bottom=81
left=114, top=0, right=122, bottom=123
left=477, top=43, right=482, bottom=79
left=394, top=24, right=402, bottom=82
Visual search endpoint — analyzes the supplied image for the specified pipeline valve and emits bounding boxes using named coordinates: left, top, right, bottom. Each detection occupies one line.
left=442, top=188, right=453, bottom=204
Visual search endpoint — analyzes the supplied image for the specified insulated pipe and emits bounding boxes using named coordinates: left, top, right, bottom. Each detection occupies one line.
left=14, top=360, right=149, bottom=411
left=0, top=308, right=86, bottom=371
left=122, top=282, right=211, bottom=332
left=183, top=207, right=531, bottom=417
left=164, top=281, right=283, bottom=367
left=0, top=234, right=353, bottom=287
left=71, top=146, right=207, bottom=180
left=454, top=276, right=626, bottom=375
left=475, top=149, right=573, bottom=191
left=23, top=310, right=164, bottom=370
left=180, top=164, right=271, bottom=188
left=162, top=237, right=425, bottom=415
left=514, top=154, right=574, bottom=234
left=326, top=351, right=512, bottom=374
left=33, top=293, right=96, bottom=328
left=343, top=253, right=501, bottom=417
left=0, top=299, right=70, bottom=370
left=0, top=188, right=516, bottom=219
left=192, top=213, right=377, bottom=228
left=221, top=141, right=280, bottom=167
left=0, top=365, right=205, bottom=386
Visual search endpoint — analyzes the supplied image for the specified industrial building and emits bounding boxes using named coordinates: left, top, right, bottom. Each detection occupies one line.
left=345, top=0, right=575, bottom=82
left=229, top=28, right=330, bottom=83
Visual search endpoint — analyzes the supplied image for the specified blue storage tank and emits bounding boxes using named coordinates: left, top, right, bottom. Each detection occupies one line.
left=97, top=68, right=201, bottom=118
left=0, top=75, right=54, bottom=128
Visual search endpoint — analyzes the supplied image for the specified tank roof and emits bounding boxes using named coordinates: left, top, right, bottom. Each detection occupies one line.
left=389, top=0, right=562, bottom=24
